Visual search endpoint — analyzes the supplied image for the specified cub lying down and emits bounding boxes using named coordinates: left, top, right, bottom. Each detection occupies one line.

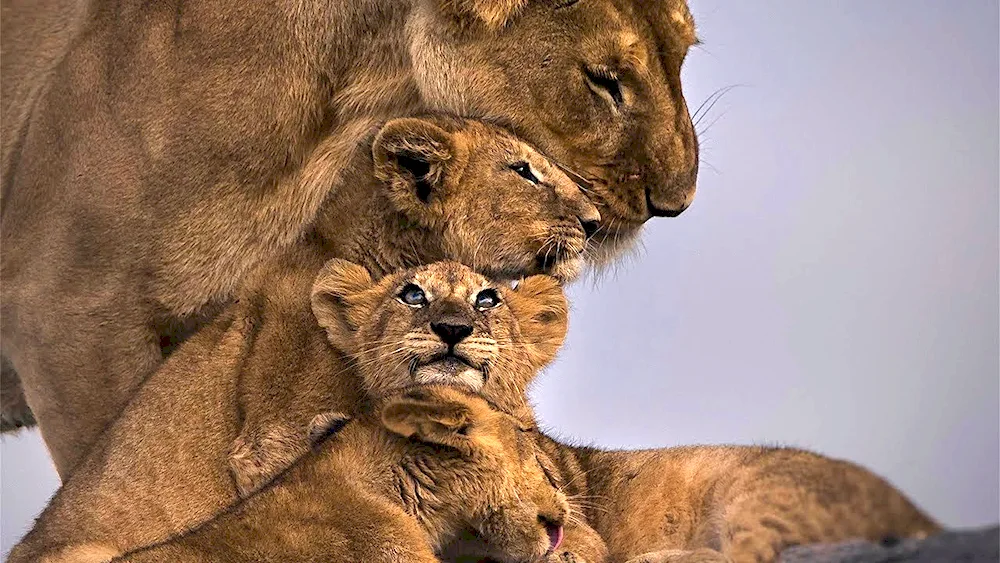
left=531, top=437, right=941, bottom=563
left=114, top=386, right=569, bottom=563
left=8, top=259, right=590, bottom=563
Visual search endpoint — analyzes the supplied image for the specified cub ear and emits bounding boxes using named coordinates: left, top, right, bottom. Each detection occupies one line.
left=373, top=118, right=458, bottom=224
left=381, top=387, right=495, bottom=455
left=439, top=0, right=529, bottom=31
left=311, top=259, right=376, bottom=354
left=506, top=275, right=569, bottom=369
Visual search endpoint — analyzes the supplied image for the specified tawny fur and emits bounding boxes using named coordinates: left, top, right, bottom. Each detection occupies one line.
left=1, top=0, right=701, bottom=476
left=6, top=259, right=572, bottom=563
left=110, top=386, right=573, bottom=563
left=1, top=113, right=597, bottom=475
left=531, top=437, right=942, bottom=563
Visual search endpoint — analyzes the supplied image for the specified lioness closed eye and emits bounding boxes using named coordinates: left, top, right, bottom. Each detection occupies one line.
left=112, top=386, right=571, bottom=563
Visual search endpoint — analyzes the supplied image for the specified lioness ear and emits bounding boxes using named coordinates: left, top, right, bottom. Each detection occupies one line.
left=507, top=275, right=568, bottom=369
left=373, top=118, right=457, bottom=224
left=439, top=0, right=529, bottom=31
left=311, top=259, right=376, bottom=353
left=381, top=387, right=494, bottom=455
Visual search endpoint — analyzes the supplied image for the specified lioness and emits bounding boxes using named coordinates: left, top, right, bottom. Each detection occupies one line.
left=1, top=0, right=701, bottom=475
left=7, top=259, right=581, bottom=563
left=2, top=112, right=599, bottom=475
left=111, top=386, right=574, bottom=563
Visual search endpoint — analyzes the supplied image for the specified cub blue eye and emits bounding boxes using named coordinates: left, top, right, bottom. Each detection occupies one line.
left=398, top=284, right=427, bottom=307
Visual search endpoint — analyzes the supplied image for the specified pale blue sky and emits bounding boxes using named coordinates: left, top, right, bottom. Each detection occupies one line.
left=3, top=0, right=998, bottom=554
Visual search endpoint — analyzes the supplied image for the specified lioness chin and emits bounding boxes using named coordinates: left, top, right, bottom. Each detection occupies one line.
left=2, top=0, right=701, bottom=476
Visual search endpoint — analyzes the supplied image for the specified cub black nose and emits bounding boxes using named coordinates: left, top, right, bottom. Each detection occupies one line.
left=431, top=322, right=473, bottom=347
left=580, top=219, right=599, bottom=238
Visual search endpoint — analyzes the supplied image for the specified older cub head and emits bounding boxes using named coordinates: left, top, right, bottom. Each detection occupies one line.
left=311, top=259, right=567, bottom=415
left=410, top=0, right=701, bottom=258
left=381, top=385, right=568, bottom=562
left=373, top=117, right=600, bottom=281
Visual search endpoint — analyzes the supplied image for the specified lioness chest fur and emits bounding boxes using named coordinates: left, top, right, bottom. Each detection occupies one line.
left=1, top=0, right=701, bottom=477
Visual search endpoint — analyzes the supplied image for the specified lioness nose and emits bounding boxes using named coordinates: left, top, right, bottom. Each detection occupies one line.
left=431, top=322, right=473, bottom=347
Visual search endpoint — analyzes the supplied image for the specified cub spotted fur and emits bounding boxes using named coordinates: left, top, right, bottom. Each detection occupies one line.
left=7, top=260, right=574, bottom=563
left=113, top=386, right=572, bottom=563
left=3, top=114, right=599, bottom=475
left=2, top=0, right=700, bottom=476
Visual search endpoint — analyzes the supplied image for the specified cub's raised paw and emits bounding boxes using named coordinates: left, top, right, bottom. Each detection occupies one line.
left=626, top=548, right=730, bottom=563
left=229, top=422, right=308, bottom=496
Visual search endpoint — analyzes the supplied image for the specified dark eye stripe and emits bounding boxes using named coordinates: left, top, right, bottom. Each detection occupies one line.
left=510, top=162, right=539, bottom=184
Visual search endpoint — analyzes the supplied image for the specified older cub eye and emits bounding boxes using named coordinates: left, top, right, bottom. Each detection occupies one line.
left=475, top=289, right=501, bottom=310
left=398, top=284, right=427, bottom=307
left=509, top=162, right=539, bottom=184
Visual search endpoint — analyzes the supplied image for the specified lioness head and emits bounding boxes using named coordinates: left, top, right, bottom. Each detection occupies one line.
left=370, top=116, right=601, bottom=281
left=382, top=385, right=568, bottom=562
left=311, top=259, right=567, bottom=414
left=410, top=0, right=700, bottom=258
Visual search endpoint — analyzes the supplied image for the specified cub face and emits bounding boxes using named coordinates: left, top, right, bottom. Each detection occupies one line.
left=312, top=259, right=567, bottom=415
left=410, top=0, right=701, bottom=260
left=381, top=385, right=568, bottom=562
left=372, top=117, right=601, bottom=281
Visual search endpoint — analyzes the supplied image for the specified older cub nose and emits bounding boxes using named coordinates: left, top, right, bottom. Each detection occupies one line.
left=431, top=322, right=473, bottom=347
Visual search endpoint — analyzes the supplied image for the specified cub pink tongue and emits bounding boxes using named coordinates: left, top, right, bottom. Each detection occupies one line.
left=547, top=524, right=564, bottom=552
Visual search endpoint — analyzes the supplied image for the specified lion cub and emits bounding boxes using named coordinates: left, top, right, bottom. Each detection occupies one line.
left=7, top=260, right=578, bottom=563
left=112, top=386, right=569, bottom=563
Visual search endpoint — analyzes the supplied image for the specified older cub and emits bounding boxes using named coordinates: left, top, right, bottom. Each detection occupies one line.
left=7, top=260, right=577, bottom=563
left=114, top=386, right=571, bottom=563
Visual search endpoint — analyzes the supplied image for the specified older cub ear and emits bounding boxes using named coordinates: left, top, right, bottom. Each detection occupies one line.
left=373, top=118, right=459, bottom=224
left=439, top=0, right=529, bottom=31
left=381, top=387, right=495, bottom=455
left=311, top=259, right=376, bottom=354
left=507, top=275, right=569, bottom=369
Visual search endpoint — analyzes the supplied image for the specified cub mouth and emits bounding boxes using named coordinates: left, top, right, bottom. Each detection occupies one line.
left=410, top=353, right=485, bottom=391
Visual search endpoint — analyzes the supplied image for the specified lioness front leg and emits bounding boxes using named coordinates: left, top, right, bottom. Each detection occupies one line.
left=6, top=297, right=163, bottom=476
